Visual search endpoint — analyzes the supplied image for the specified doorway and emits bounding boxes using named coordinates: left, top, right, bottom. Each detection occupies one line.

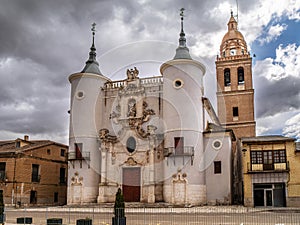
left=265, top=189, right=273, bottom=206
left=122, top=167, right=141, bottom=202
left=253, top=183, right=286, bottom=207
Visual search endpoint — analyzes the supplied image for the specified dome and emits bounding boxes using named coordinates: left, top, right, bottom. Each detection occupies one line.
left=221, top=29, right=245, bottom=44
left=219, top=13, right=248, bottom=57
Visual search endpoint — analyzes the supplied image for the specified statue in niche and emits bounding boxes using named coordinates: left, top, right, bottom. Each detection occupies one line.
left=127, top=99, right=136, bottom=117
left=126, top=67, right=139, bottom=81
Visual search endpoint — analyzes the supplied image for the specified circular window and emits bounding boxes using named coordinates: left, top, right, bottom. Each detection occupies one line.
left=126, top=136, right=136, bottom=153
left=173, top=79, right=184, bottom=89
left=212, top=140, right=222, bottom=150
left=76, top=91, right=85, bottom=99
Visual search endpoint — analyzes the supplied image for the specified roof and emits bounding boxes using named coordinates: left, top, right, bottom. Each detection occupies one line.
left=81, top=23, right=103, bottom=75
left=0, top=139, right=68, bottom=154
left=241, top=135, right=295, bottom=143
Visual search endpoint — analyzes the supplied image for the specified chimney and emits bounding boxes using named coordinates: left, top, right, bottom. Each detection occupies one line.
left=24, top=135, right=29, bottom=141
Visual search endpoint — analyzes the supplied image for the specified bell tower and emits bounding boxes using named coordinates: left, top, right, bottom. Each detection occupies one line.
left=216, top=12, right=256, bottom=138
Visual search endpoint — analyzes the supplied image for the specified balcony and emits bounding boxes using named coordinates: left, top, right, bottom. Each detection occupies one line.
left=163, top=146, right=194, bottom=157
left=68, top=152, right=90, bottom=161
left=247, top=162, right=289, bottom=173
left=164, top=146, right=194, bottom=166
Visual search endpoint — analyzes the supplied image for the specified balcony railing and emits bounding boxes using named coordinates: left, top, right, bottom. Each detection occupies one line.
left=247, top=162, right=289, bottom=173
left=163, top=146, right=194, bottom=157
left=68, top=152, right=90, bottom=161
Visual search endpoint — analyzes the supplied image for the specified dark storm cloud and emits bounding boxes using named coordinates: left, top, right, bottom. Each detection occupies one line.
left=255, top=75, right=300, bottom=118
left=0, top=0, right=283, bottom=143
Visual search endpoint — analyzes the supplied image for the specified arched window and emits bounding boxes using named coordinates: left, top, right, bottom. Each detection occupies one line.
left=238, top=67, right=244, bottom=84
left=224, top=68, right=231, bottom=86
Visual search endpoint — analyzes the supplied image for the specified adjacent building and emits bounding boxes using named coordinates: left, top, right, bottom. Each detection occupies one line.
left=0, top=135, right=68, bottom=206
left=240, top=136, right=300, bottom=207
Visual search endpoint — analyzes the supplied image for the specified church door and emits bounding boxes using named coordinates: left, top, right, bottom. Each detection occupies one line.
left=122, top=167, right=141, bottom=202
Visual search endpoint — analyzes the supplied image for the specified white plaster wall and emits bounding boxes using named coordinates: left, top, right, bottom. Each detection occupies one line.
left=68, top=73, right=110, bottom=204
left=204, top=134, right=232, bottom=204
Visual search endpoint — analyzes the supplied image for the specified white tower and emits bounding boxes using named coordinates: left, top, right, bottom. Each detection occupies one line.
left=67, top=23, right=111, bottom=204
left=160, top=9, right=207, bottom=205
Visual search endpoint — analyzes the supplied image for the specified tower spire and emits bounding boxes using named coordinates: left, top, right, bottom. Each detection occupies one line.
left=173, top=8, right=192, bottom=60
left=81, top=22, right=102, bottom=75
left=179, top=8, right=186, bottom=47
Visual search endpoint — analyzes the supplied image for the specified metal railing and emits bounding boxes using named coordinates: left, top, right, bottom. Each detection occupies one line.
left=68, top=152, right=90, bottom=161
left=163, top=146, right=194, bottom=157
left=4, top=206, right=300, bottom=225
left=247, top=161, right=290, bottom=173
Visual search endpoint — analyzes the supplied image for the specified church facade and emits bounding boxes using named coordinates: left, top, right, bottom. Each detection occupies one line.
left=67, top=13, right=249, bottom=205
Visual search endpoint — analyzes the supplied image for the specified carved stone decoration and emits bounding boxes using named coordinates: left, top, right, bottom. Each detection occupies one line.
left=172, top=170, right=187, bottom=184
left=99, top=128, right=118, bottom=143
left=71, top=172, right=83, bottom=185
left=172, top=170, right=187, bottom=205
left=126, top=67, right=139, bottom=81
left=124, top=157, right=139, bottom=166
left=127, top=99, right=136, bottom=117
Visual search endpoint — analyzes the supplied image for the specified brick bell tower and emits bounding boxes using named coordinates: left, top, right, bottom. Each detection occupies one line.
left=216, top=12, right=256, bottom=138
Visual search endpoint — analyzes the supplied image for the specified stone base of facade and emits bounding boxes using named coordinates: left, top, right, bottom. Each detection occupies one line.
left=98, top=184, right=119, bottom=203
left=68, top=186, right=99, bottom=204
left=163, top=184, right=206, bottom=205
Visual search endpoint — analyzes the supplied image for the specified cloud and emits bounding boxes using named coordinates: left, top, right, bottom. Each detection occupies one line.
left=258, top=23, right=288, bottom=44
left=254, top=43, right=300, bottom=140
left=283, top=111, right=300, bottom=140
left=254, top=43, right=300, bottom=81
left=0, top=0, right=299, bottom=144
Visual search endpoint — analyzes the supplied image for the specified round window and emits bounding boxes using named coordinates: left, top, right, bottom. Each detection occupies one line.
left=76, top=91, right=85, bottom=99
left=126, top=136, right=136, bottom=153
left=173, top=79, right=184, bottom=89
left=212, top=140, right=222, bottom=150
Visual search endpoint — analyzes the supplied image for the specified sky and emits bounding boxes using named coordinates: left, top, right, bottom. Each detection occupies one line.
left=0, top=0, right=299, bottom=144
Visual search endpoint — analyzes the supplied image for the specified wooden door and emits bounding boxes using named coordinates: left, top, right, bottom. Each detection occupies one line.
left=122, top=167, right=140, bottom=202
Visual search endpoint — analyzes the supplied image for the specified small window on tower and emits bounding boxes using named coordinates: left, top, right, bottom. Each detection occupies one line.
left=224, top=69, right=231, bottom=87
left=233, top=107, right=239, bottom=117
left=214, top=161, right=222, bottom=174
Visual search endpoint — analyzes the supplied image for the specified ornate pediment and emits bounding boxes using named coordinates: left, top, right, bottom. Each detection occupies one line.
left=124, top=157, right=142, bottom=166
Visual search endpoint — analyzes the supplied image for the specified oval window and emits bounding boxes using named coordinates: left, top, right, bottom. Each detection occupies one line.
left=126, top=136, right=136, bottom=153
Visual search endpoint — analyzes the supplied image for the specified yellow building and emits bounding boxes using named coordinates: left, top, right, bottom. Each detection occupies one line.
left=0, top=135, right=68, bottom=206
left=240, top=136, right=300, bottom=207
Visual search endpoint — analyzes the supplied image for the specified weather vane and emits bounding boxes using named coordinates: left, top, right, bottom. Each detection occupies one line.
left=180, top=8, right=185, bottom=19
left=91, top=22, right=96, bottom=35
